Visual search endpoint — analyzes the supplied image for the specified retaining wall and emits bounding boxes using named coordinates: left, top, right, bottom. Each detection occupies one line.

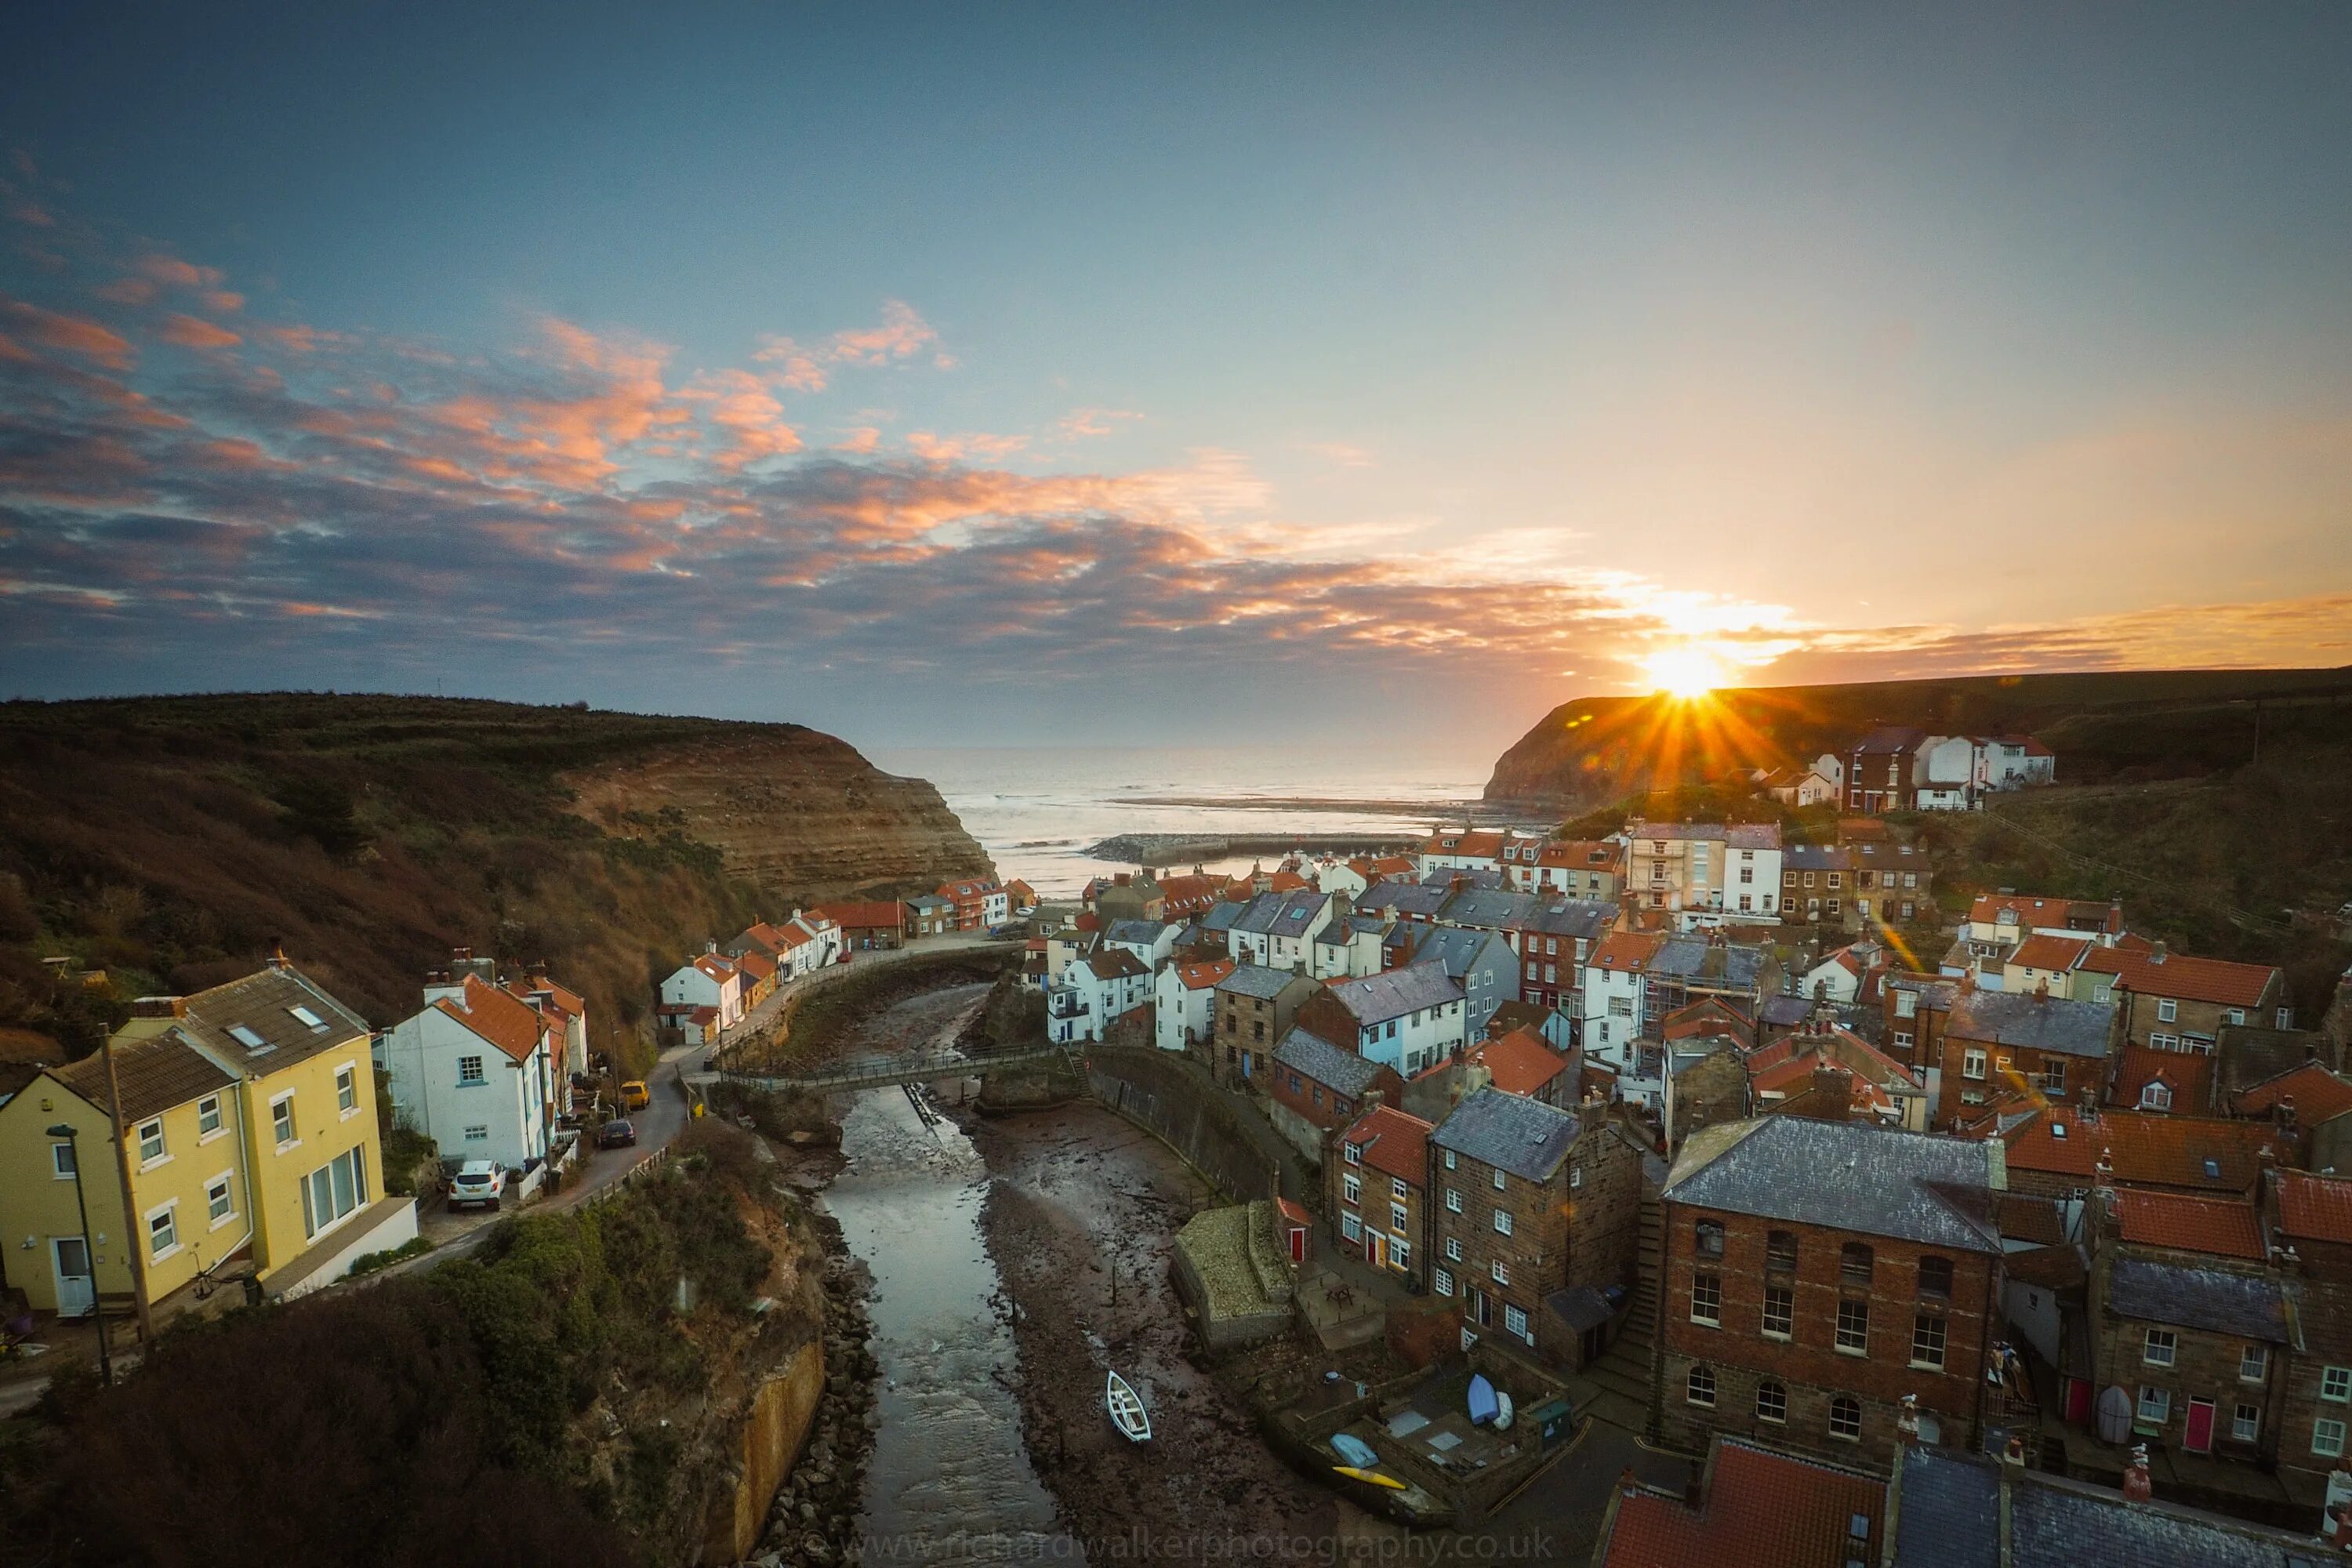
left=1085, top=1046, right=1300, bottom=1203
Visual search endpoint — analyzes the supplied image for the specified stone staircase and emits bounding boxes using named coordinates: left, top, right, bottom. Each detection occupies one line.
left=1570, top=1186, right=1664, bottom=1436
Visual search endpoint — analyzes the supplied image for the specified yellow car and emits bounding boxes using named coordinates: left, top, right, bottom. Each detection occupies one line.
left=619, top=1080, right=650, bottom=1111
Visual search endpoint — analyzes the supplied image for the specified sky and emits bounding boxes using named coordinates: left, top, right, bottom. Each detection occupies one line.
left=2, top=2, right=2348, bottom=758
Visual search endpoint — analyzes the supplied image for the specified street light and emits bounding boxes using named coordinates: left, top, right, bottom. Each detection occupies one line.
left=45, top=1123, right=110, bottom=1386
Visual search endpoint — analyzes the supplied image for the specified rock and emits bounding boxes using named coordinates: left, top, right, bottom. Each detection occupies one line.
left=802, top=1535, right=833, bottom=1563
left=798, top=1503, right=818, bottom=1525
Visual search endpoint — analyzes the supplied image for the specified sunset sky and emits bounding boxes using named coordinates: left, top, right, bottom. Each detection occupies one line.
left=2, top=4, right=2348, bottom=755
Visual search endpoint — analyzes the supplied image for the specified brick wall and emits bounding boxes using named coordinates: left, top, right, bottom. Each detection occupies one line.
left=1658, top=1203, right=1998, bottom=1467
left=2281, top=1274, right=2352, bottom=1479
left=1331, top=1153, right=1427, bottom=1287
left=2089, top=1257, right=2284, bottom=1466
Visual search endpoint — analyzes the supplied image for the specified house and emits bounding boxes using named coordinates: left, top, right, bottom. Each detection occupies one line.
left=936, top=877, right=1010, bottom=931
left=1911, top=734, right=1983, bottom=811
left=1793, top=942, right=1875, bottom=1007
left=1935, top=985, right=2114, bottom=1127
left=1093, top=872, right=1164, bottom=924
left=1153, top=872, right=1224, bottom=920
left=1417, top=826, right=1507, bottom=875
left=1210, top=964, right=1316, bottom=1083
left=378, top=971, right=557, bottom=1174
left=1460, top=1025, right=1573, bottom=1107
left=1581, top=929, right=1666, bottom=1068
left=1780, top=845, right=1853, bottom=927
left=1499, top=898, right=1620, bottom=1012
left=659, top=948, right=743, bottom=1043
left=906, top=894, right=956, bottom=938
left=1045, top=946, right=1152, bottom=1045
left=1644, top=935, right=1780, bottom=1029
left=1100, top=918, right=1177, bottom=968
left=1430, top=1087, right=1644, bottom=1367
left=1664, top=1039, right=1749, bottom=1151
left=1626, top=822, right=1783, bottom=924
left=1842, top=833, right=1934, bottom=930
left=501, top=970, right=587, bottom=1089
left=2266, top=1171, right=2352, bottom=1485
left=1268, top=1025, right=1403, bottom=1162
left=1759, top=754, right=1845, bottom=808
left=1293, top=962, right=1467, bottom=1077
left=1746, top=1027, right=1929, bottom=1131
left=812, top=901, right=907, bottom=951
left=1842, top=727, right=1929, bottom=814
left=1153, top=956, right=1232, bottom=1053
left=1594, top=1435, right=1885, bottom=1568
left=1882, top=973, right=1956, bottom=1077
left=2086, top=942, right=2289, bottom=1052
left=1398, top=923, right=1515, bottom=1040
left=1955, top=895, right=2126, bottom=982
left=1523, top=838, right=1623, bottom=899
left=1660, top=1116, right=2005, bottom=1465
left=1981, top=1105, right=2294, bottom=1200
left=1004, top=878, right=1038, bottom=914
left=1225, top=888, right=1350, bottom=974
left=1330, top=1102, right=1432, bottom=1286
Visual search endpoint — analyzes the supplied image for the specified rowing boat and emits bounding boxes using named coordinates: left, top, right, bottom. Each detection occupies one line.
left=1107, top=1369, right=1152, bottom=1442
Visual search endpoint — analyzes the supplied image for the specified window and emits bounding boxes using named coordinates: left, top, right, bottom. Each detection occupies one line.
left=226, top=1023, right=268, bottom=1051
left=198, top=1095, right=223, bottom=1136
left=1445, top=1236, right=1462, bottom=1262
left=1343, top=1174, right=1361, bottom=1206
left=2241, top=1345, right=2268, bottom=1383
left=1504, top=1304, right=1530, bottom=1341
left=458, top=1054, right=485, bottom=1084
left=463, top=1124, right=488, bottom=1142
left=207, top=1172, right=235, bottom=1225
left=1686, top=1365, right=1716, bottom=1406
left=271, top=1094, right=296, bottom=1148
left=2234, top=1403, right=2260, bottom=1444
left=2140, top=1081, right=2172, bottom=1112
left=147, top=1203, right=179, bottom=1259
left=1828, top=1396, right=1862, bottom=1442
left=299, top=1145, right=368, bottom=1240
left=1918, top=1257, right=1953, bottom=1300
left=2143, top=1329, right=2176, bottom=1367
left=1755, top=1379, right=1787, bottom=1424
left=1766, top=1230, right=1797, bottom=1272
left=1695, top=1219, right=1725, bottom=1258
left=2319, top=1419, right=2349, bottom=1459
left=1391, top=1203, right=1409, bottom=1232
left=1962, top=1048, right=1987, bottom=1080
left=1340, top=1212, right=1361, bottom=1242
left=52, top=1141, right=76, bottom=1178
left=1433, top=1268, right=1453, bottom=1298
left=289, top=1004, right=328, bottom=1031
left=1492, top=1168, right=1506, bottom=1191
left=1893, top=1029, right=1915, bottom=1051
left=1691, top=1273, right=1722, bottom=1325
left=1444, top=1149, right=1457, bottom=1171
left=1836, top=1298, right=1869, bottom=1353
left=1841, top=1243, right=1874, bottom=1287
left=336, top=1064, right=358, bottom=1114
left=1911, top=1314, right=1947, bottom=1369
left=2156, top=997, right=2178, bottom=1023
left=2040, top=1062, right=2066, bottom=1094
left=1895, top=991, right=1918, bottom=1019
left=1494, top=1209, right=1513, bottom=1236
left=2138, top=1386, right=2171, bottom=1425
left=1446, top=1188, right=1462, bottom=1213
left=1762, top=1286, right=1793, bottom=1340
left=136, top=1119, right=165, bottom=1163
left=1490, top=1258, right=1510, bottom=1286
left=2322, top=1366, right=2351, bottom=1403
left=1392, top=1237, right=1411, bottom=1269
left=1343, top=1142, right=1363, bottom=1166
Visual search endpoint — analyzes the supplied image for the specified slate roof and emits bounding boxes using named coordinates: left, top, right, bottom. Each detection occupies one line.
left=1665, top=1116, right=2002, bottom=1253
left=1436, top=887, right=1541, bottom=930
left=1784, top=844, right=1849, bottom=872
left=1232, top=890, right=1327, bottom=938
left=1274, top=1026, right=1388, bottom=1098
left=1102, top=919, right=1170, bottom=948
left=1423, top=866, right=1508, bottom=891
left=1430, top=1087, right=1581, bottom=1181
left=1360, top=881, right=1450, bottom=918
left=2106, top=1256, right=2288, bottom=1341
left=1508, top=898, right=1620, bottom=939
left=1080, top=948, right=1150, bottom=980
left=1548, top=1285, right=1615, bottom=1335
left=51, top=1033, right=235, bottom=1124
left=1599, top=1438, right=1885, bottom=1568
left=1198, top=902, right=1246, bottom=933
left=1944, top=989, right=2114, bottom=1059
left=1215, top=964, right=1301, bottom=1000
left=1887, top=1446, right=2000, bottom=1568
left=1405, top=924, right=1508, bottom=980
left=1325, top=962, right=1462, bottom=1025
left=174, top=964, right=372, bottom=1074
left=1650, top=937, right=1768, bottom=989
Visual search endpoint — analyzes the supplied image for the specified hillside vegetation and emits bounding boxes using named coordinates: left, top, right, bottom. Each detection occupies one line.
left=0, top=694, right=990, bottom=1071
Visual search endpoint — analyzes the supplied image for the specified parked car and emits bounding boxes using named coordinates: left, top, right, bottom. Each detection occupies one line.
left=448, top=1160, right=506, bottom=1211
left=619, top=1080, right=651, bottom=1111
left=597, top=1118, right=638, bottom=1149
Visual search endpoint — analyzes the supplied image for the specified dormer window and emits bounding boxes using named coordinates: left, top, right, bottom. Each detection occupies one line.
left=2140, top=1081, right=2172, bottom=1112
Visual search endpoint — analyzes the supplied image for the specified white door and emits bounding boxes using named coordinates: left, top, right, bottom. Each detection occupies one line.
left=51, top=1236, right=95, bottom=1317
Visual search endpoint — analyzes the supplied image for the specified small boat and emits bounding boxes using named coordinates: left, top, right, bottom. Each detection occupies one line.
left=1467, top=1374, right=1500, bottom=1426
left=1330, top=1432, right=1379, bottom=1468
left=1334, top=1465, right=1407, bottom=1490
left=1107, top=1369, right=1152, bottom=1443
left=1494, top=1390, right=1515, bottom=1432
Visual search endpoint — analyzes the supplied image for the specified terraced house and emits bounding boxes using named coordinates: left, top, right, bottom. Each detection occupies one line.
left=1330, top=1102, right=1432, bottom=1285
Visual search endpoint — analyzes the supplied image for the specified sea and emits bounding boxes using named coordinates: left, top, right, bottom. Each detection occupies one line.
left=867, top=745, right=1497, bottom=900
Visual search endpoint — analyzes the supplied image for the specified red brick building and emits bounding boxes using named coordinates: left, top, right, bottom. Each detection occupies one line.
left=1595, top=1434, right=1886, bottom=1568
left=810, top=900, right=908, bottom=951
left=1979, top=1105, right=2295, bottom=1200
left=1330, top=1102, right=1432, bottom=1285
left=1269, top=1025, right=1403, bottom=1154
left=1659, top=1116, right=2005, bottom=1465
left=2269, top=1171, right=2352, bottom=1483
left=1934, top=985, right=2114, bottom=1127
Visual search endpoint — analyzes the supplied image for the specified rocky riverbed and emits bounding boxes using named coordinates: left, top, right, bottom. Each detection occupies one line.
left=747, top=1218, right=881, bottom=1568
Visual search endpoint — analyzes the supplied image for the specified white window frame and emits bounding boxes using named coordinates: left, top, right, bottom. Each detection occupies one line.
left=145, top=1198, right=181, bottom=1262
left=1491, top=1258, right=1510, bottom=1286
left=198, top=1094, right=223, bottom=1138
left=1686, top=1364, right=1715, bottom=1407
left=2233, top=1403, right=2259, bottom=1444
left=2241, top=1345, right=2267, bottom=1383
left=1433, top=1267, right=1453, bottom=1298
left=270, top=1091, right=298, bottom=1151
left=2156, top=997, right=2179, bottom=1023
left=2319, top=1418, right=2349, bottom=1459
left=136, top=1117, right=167, bottom=1167
left=1343, top=1173, right=1362, bottom=1207
left=1494, top=1208, right=1513, bottom=1236
left=2139, top=1385, right=2171, bottom=1425
left=1445, top=1236, right=1462, bottom=1263
left=336, top=1062, right=359, bottom=1116
left=2143, top=1329, right=2176, bottom=1367
left=1339, top=1212, right=1361, bottom=1242
left=1962, top=1048, right=1987, bottom=1080
left=1503, top=1303, right=1530, bottom=1343
left=51, top=1141, right=77, bottom=1179
left=206, top=1169, right=237, bottom=1227
left=1690, top=1273, right=1722, bottom=1326
left=2321, top=1366, right=2351, bottom=1403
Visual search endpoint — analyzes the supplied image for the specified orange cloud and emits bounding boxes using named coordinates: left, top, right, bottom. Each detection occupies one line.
left=835, top=426, right=881, bottom=454
left=2, top=299, right=134, bottom=368
left=138, top=254, right=227, bottom=289
left=160, top=314, right=241, bottom=350
left=1058, top=407, right=1143, bottom=440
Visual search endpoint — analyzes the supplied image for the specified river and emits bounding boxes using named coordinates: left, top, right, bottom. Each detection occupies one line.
left=820, top=987, right=1080, bottom=1566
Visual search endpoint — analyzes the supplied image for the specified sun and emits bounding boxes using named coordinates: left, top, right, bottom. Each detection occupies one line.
left=1644, top=644, right=1727, bottom=699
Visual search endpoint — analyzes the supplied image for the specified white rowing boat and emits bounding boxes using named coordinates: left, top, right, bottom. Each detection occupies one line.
left=1107, top=1368, right=1152, bottom=1443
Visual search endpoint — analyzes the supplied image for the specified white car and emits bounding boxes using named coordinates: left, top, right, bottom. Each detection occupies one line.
left=448, top=1160, right=506, bottom=1212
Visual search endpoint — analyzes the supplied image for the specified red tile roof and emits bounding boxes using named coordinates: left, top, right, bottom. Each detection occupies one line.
left=2276, top=1172, right=2352, bottom=1246
left=1539, top=839, right=1621, bottom=870
left=1422, top=829, right=1505, bottom=858
left=735, top=950, right=779, bottom=980
left=507, top=975, right=585, bottom=1018
left=2009, top=934, right=2092, bottom=972
left=1599, top=1439, right=1886, bottom=1568
left=1662, top=997, right=1749, bottom=1042
left=2107, top=1044, right=2214, bottom=1113
left=434, top=975, right=546, bottom=1065
left=2235, top=1062, right=2352, bottom=1124
left=2114, top=1189, right=2265, bottom=1261
left=1171, top=958, right=1236, bottom=992
left=1994, top=1107, right=2291, bottom=1192
left=1592, top=931, right=1667, bottom=973
left=1969, top=894, right=2121, bottom=934
left=2080, top=946, right=2281, bottom=1008
left=1341, top=1104, right=1433, bottom=1189
left=1466, top=1027, right=1569, bottom=1097
left=812, top=900, right=906, bottom=931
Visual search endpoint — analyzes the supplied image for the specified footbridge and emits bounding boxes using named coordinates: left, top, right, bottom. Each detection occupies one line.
left=688, top=1044, right=1081, bottom=1098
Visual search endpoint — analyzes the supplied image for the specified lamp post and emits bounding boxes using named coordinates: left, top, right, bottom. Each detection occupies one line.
left=45, top=1123, right=110, bottom=1386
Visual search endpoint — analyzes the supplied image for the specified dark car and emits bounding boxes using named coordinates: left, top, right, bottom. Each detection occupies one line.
left=597, top=1118, right=637, bottom=1149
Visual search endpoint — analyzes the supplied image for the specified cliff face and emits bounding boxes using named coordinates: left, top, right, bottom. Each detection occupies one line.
left=0, top=694, right=987, bottom=1071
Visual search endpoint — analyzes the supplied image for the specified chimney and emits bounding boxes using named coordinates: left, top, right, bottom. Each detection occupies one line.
left=2278, top=1094, right=2299, bottom=1130
left=2034, top=980, right=2050, bottom=1006
left=2149, top=941, right=2167, bottom=964
left=266, top=938, right=289, bottom=971
left=1813, top=1064, right=1853, bottom=1120
left=1896, top=1393, right=1922, bottom=1448
left=2122, top=1445, right=2153, bottom=1502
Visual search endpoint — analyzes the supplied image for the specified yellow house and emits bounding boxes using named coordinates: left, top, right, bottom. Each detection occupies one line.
left=0, top=1033, right=244, bottom=1314
left=0, top=959, right=416, bottom=1317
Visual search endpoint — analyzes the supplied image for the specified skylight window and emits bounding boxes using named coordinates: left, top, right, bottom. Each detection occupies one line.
left=227, top=1023, right=270, bottom=1051
left=288, top=1004, right=328, bottom=1032
left=2204, top=1158, right=2222, bottom=1179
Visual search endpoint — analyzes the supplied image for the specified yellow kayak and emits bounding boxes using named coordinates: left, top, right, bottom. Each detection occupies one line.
left=1333, top=1465, right=1406, bottom=1491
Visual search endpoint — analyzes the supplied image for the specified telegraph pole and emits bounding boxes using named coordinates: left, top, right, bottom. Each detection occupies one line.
left=100, top=1034, right=156, bottom=1353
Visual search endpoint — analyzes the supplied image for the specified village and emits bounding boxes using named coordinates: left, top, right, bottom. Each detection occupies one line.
left=2, top=720, right=2348, bottom=1568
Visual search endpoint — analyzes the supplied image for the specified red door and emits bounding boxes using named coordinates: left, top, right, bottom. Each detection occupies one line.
left=1287, top=1226, right=1306, bottom=1264
left=2184, top=1398, right=2216, bottom=1454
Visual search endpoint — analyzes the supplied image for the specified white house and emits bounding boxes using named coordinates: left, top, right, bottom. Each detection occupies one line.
left=1323, top=962, right=1466, bottom=1076
left=1227, top=890, right=1349, bottom=972
left=1314, top=858, right=1371, bottom=900
left=1983, top=736, right=2056, bottom=790
left=1578, top=931, right=1663, bottom=1066
left=1912, top=735, right=1981, bottom=811
left=660, top=949, right=744, bottom=1043
left=1046, top=948, right=1152, bottom=1045
left=1416, top=827, right=1505, bottom=877
left=377, top=974, right=555, bottom=1171
left=1155, top=956, right=1232, bottom=1051
left=1101, top=919, right=1178, bottom=969
left=1794, top=942, right=1875, bottom=1006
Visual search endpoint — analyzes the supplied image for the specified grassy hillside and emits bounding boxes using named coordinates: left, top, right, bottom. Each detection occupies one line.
left=1484, top=666, right=2352, bottom=807
left=0, top=694, right=989, bottom=1071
